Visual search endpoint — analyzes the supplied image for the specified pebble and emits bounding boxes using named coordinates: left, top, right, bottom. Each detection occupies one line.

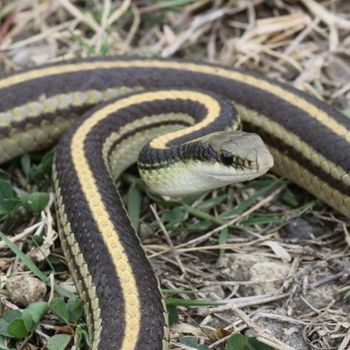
left=6, top=275, right=47, bottom=306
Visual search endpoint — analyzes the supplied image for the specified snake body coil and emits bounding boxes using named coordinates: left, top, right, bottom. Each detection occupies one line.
left=0, top=57, right=349, bottom=349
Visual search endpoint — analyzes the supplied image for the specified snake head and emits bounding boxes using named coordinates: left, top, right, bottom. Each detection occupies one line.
left=206, top=130, right=274, bottom=174
left=140, top=130, right=274, bottom=197
left=172, top=130, right=274, bottom=193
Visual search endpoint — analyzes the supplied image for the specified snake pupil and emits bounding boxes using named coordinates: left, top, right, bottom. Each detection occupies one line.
left=220, top=150, right=234, bottom=166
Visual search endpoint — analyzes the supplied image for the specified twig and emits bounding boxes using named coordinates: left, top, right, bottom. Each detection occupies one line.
left=150, top=204, right=187, bottom=276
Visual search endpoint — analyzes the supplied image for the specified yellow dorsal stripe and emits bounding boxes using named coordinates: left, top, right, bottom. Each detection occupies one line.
left=149, top=91, right=220, bottom=149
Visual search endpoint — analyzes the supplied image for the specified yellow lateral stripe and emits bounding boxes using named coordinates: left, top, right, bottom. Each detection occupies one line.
left=1, top=59, right=349, bottom=144
left=269, top=144, right=350, bottom=217
left=71, top=90, right=203, bottom=349
left=236, top=105, right=350, bottom=187
left=0, top=86, right=142, bottom=128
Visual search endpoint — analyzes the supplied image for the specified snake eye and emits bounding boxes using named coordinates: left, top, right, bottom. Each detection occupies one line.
left=220, top=150, right=234, bottom=166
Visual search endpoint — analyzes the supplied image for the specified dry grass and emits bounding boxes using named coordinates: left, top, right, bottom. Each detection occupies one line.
left=0, top=1, right=349, bottom=349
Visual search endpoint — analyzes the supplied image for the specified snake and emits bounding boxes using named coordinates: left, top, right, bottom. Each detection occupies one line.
left=0, top=57, right=349, bottom=350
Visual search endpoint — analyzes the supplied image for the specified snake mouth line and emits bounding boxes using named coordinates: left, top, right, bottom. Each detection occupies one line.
left=206, top=170, right=267, bottom=180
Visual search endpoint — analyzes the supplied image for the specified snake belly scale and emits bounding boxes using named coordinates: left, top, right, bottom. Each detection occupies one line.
left=0, top=57, right=349, bottom=350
